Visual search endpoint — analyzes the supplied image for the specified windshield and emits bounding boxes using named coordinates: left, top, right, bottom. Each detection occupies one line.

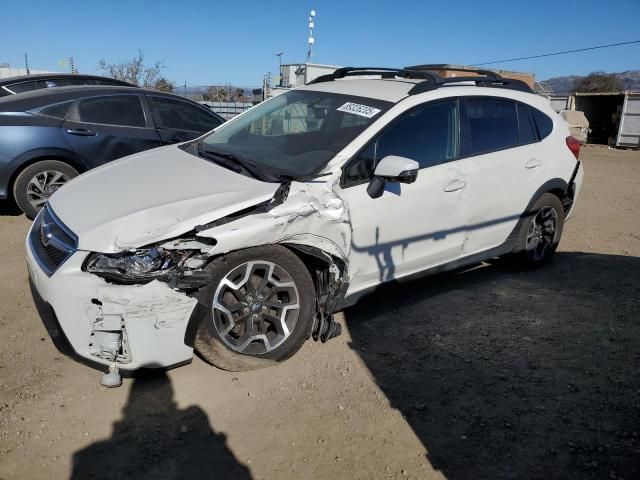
left=200, top=90, right=392, bottom=179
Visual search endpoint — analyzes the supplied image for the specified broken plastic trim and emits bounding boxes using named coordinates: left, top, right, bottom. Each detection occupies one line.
left=563, top=159, right=582, bottom=213
left=287, top=244, right=348, bottom=343
left=83, top=237, right=215, bottom=286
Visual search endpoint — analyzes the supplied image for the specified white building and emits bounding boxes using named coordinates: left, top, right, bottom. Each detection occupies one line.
left=264, top=62, right=341, bottom=99
left=0, top=63, right=57, bottom=79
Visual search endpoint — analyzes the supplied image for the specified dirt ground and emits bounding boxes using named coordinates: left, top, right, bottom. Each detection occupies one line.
left=0, top=145, right=639, bottom=480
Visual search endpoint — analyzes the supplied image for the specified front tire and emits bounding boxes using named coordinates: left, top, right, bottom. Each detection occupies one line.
left=194, top=245, right=315, bottom=371
left=503, top=193, right=565, bottom=269
left=13, top=160, right=79, bottom=219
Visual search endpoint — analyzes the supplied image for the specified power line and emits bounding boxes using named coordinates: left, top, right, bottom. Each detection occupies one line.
left=471, top=40, right=640, bottom=66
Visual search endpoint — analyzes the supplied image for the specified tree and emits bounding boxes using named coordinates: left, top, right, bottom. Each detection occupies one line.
left=152, top=77, right=175, bottom=93
left=199, top=86, right=246, bottom=102
left=574, top=71, right=622, bottom=93
left=98, top=50, right=174, bottom=91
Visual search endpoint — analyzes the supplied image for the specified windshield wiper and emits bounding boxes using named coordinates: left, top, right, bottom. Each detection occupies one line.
left=198, top=143, right=267, bottom=181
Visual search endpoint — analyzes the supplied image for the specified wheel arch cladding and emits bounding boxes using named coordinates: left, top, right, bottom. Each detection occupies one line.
left=525, top=178, right=568, bottom=214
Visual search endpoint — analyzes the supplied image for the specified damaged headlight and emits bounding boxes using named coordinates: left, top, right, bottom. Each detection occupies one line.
left=85, top=248, right=184, bottom=282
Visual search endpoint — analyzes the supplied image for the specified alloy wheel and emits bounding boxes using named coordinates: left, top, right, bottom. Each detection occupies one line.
left=212, top=261, right=300, bottom=354
left=526, top=206, right=559, bottom=262
left=26, top=170, right=71, bottom=211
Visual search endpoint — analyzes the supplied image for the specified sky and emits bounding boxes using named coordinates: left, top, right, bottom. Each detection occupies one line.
left=3, top=0, right=640, bottom=86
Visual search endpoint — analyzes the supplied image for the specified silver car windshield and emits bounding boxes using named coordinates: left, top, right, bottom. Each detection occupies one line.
left=201, top=90, right=392, bottom=179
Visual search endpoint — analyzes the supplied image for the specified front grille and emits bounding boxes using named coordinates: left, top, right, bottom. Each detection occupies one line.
left=29, top=205, right=77, bottom=276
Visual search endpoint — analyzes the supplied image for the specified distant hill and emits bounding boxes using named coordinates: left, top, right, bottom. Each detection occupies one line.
left=543, top=70, right=640, bottom=93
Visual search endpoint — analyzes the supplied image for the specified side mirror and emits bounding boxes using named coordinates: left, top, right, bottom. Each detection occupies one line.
left=367, top=155, right=419, bottom=199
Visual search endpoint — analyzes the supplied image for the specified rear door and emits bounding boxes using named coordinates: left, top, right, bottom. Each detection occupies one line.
left=455, top=97, right=545, bottom=256
left=147, top=95, right=224, bottom=144
left=62, top=94, right=162, bottom=167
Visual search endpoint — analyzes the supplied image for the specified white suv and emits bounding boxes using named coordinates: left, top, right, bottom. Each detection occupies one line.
left=26, top=67, right=584, bottom=377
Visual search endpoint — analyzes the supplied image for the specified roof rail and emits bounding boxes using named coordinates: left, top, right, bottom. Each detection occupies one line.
left=306, top=66, right=533, bottom=94
left=405, top=65, right=503, bottom=80
left=307, top=67, right=441, bottom=85
left=408, top=76, right=533, bottom=95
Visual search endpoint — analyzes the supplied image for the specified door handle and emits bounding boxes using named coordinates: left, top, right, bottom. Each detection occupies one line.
left=525, top=158, right=542, bottom=169
left=444, top=179, right=467, bottom=192
left=66, top=128, right=97, bottom=136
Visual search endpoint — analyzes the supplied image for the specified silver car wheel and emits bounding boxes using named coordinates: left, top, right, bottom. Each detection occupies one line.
left=26, top=170, right=71, bottom=210
left=526, top=206, right=559, bottom=262
left=212, top=260, right=300, bottom=354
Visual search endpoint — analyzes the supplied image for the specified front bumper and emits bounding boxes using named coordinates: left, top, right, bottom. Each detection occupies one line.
left=26, top=229, right=198, bottom=372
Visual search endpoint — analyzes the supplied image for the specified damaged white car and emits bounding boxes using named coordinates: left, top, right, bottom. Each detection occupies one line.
left=26, top=67, right=584, bottom=381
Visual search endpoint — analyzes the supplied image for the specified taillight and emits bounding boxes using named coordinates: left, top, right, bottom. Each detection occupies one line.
left=566, top=136, right=581, bottom=160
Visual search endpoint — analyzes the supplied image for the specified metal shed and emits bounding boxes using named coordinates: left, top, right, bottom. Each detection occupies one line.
left=617, top=92, right=640, bottom=147
left=547, top=91, right=640, bottom=148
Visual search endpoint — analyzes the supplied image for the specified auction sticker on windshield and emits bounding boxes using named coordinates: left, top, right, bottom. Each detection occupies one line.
left=337, top=102, right=381, bottom=118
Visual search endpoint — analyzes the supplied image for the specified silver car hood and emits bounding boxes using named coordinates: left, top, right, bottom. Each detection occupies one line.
left=48, top=145, right=279, bottom=253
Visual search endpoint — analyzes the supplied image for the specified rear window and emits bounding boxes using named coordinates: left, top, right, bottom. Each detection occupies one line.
left=74, top=95, right=146, bottom=127
left=464, top=98, right=519, bottom=156
left=5, top=81, right=38, bottom=94
left=149, top=96, right=222, bottom=132
left=531, top=108, right=553, bottom=139
left=44, top=78, right=88, bottom=88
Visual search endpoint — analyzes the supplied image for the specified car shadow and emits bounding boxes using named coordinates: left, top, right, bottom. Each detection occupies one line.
left=70, top=370, right=253, bottom=480
left=0, top=199, right=23, bottom=216
left=345, top=251, right=640, bottom=480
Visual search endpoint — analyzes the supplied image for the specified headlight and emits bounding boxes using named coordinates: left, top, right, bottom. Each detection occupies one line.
left=85, top=248, right=180, bottom=282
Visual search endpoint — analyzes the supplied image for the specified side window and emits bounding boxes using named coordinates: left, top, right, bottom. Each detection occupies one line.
left=530, top=108, right=553, bottom=140
left=74, top=95, right=146, bottom=127
left=38, top=101, right=73, bottom=119
left=343, top=100, right=459, bottom=186
left=517, top=103, right=537, bottom=145
left=149, top=96, right=222, bottom=132
left=377, top=101, right=459, bottom=169
left=464, top=98, right=519, bottom=156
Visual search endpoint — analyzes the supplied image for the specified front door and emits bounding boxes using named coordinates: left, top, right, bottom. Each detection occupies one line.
left=341, top=99, right=468, bottom=293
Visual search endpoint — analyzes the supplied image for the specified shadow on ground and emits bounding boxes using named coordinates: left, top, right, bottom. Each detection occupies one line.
left=0, top=199, right=22, bottom=216
left=346, top=252, right=640, bottom=480
left=70, top=371, right=252, bottom=480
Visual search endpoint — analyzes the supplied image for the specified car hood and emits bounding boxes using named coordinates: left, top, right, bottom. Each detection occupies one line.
left=48, top=145, right=280, bottom=253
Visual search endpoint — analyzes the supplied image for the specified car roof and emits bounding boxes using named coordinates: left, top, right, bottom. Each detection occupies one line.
left=299, top=67, right=538, bottom=104
left=0, top=85, right=209, bottom=112
left=0, top=73, right=134, bottom=87
left=299, top=76, right=547, bottom=110
left=300, top=78, right=421, bottom=103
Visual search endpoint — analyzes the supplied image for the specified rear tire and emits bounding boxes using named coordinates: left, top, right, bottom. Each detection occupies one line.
left=502, top=193, right=565, bottom=269
left=13, top=160, right=79, bottom=219
left=194, top=245, right=315, bottom=371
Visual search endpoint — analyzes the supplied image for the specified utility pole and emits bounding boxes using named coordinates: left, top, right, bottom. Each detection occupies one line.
left=69, top=57, right=76, bottom=74
left=184, top=81, right=187, bottom=97
left=276, top=51, right=284, bottom=86
left=24, top=53, right=30, bottom=75
left=307, top=10, right=316, bottom=62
